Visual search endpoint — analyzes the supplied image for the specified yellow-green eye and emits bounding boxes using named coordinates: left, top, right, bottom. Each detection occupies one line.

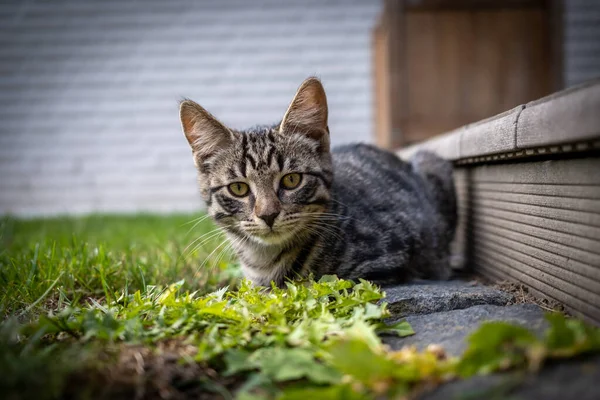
left=281, top=173, right=302, bottom=190
left=228, top=182, right=249, bottom=197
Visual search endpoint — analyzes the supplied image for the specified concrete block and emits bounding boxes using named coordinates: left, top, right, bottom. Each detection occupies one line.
left=460, top=105, right=524, bottom=158
left=517, top=79, right=600, bottom=148
left=397, top=130, right=461, bottom=161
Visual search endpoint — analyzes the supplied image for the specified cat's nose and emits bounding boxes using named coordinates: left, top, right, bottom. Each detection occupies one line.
left=258, top=211, right=279, bottom=228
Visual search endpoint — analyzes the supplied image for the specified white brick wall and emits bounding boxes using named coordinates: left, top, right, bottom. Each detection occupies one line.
left=0, top=0, right=382, bottom=216
left=564, top=0, right=600, bottom=87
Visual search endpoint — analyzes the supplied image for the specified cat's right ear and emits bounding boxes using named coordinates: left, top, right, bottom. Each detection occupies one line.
left=179, top=100, right=234, bottom=161
left=279, top=77, right=330, bottom=152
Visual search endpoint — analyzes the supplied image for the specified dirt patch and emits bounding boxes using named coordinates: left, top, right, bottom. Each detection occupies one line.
left=492, top=281, right=566, bottom=313
left=453, top=272, right=566, bottom=314
left=65, top=340, right=243, bottom=400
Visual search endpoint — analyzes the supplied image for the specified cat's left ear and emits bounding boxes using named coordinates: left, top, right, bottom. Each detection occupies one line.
left=279, top=77, right=330, bottom=152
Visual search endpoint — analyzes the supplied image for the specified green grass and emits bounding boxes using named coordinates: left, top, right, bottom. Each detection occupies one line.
left=1, top=214, right=599, bottom=400
left=0, top=214, right=240, bottom=320
left=0, top=213, right=243, bottom=399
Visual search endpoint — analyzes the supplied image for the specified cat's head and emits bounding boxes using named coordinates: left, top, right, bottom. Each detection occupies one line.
left=179, top=77, right=333, bottom=246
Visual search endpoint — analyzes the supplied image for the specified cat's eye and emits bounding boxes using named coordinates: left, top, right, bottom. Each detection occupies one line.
left=228, top=182, right=250, bottom=197
left=281, top=173, right=302, bottom=190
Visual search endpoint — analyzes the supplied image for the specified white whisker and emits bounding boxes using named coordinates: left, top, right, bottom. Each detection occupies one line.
left=183, top=213, right=213, bottom=235
left=196, top=237, right=232, bottom=274
left=182, top=227, right=225, bottom=257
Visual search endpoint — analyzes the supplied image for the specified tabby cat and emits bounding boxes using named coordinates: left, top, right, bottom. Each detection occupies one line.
left=179, top=77, right=457, bottom=287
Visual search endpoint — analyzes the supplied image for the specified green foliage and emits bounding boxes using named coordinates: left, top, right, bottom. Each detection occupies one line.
left=1, top=215, right=600, bottom=399
left=544, top=312, right=600, bottom=356
left=0, top=318, right=84, bottom=400
left=28, top=276, right=398, bottom=354
left=457, top=322, right=541, bottom=376
left=278, top=384, right=370, bottom=400
left=10, top=273, right=417, bottom=399
left=458, top=313, right=600, bottom=378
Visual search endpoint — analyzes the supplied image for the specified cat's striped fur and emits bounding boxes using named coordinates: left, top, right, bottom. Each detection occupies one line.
left=180, top=77, right=457, bottom=287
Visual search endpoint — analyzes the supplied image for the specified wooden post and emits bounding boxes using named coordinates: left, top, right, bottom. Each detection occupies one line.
left=373, top=0, right=406, bottom=150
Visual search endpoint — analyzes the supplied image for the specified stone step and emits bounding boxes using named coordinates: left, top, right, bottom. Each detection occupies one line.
left=383, top=304, right=547, bottom=356
left=379, top=280, right=599, bottom=399
left=382, top=280, right=514, bottom=318
left=420, top=355, right=600, bottom=400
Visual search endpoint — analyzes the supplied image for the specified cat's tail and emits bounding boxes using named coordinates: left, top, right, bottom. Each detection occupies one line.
left=410, top=150, right=458, bottom=235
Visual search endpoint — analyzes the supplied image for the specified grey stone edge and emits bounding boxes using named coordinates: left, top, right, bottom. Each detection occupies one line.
left=397, top=78, right=600, bottom=162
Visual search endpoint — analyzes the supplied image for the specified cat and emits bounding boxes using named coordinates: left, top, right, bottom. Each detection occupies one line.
left=179, top=77, right=457, bottom=287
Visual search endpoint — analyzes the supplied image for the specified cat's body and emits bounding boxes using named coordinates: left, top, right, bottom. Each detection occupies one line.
left=180, top=77, right=457, bottom=287
left=233, top=141, right=456, bottom=287
left=311, top=144, right=456, bottom=286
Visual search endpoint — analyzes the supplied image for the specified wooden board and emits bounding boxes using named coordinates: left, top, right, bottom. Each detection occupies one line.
left=404, top=8, right=552, bottom=143
left=373, top=1, right=560, bottom=148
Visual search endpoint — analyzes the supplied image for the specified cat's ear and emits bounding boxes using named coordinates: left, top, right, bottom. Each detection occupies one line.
left=180, top=100, right=234, bottom=160
left=279, top=77, right=329, bottom=151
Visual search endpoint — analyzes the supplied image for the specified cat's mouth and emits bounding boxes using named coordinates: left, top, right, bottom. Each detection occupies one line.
left=252, top=229, right=294, bottom=245
left=243, top=225, right=300, bottom=246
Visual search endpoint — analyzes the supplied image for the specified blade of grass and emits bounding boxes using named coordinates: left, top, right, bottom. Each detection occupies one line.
left=18, top=271, right=65, bottom=317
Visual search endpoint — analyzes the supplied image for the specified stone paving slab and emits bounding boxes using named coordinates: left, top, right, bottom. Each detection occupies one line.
left=383, top=304, right=547, bottom=356
left=380, top=280, right=600, bottom=399
left=419, top=355, right=600, bottom=400
left=382, top=280, right=514, bottom=318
